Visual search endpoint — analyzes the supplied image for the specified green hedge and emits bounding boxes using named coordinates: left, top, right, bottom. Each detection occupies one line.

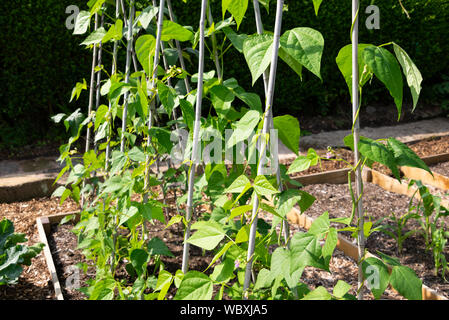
left=0, top=0, right=91, bottom=149
left=173, top=0, right=449, bottom=116
left=1, top=0, right=448, bottom=149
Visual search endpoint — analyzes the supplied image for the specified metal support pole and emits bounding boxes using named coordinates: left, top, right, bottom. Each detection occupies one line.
left=166, top=0, right=192, bottom=93
left=243, top=0, right=284, bottom=299
left=351, top=0, right=365, bottom=300
left=181, top=0, right=207, bottom=274
left=252, top=0, right=289, bottom=245
left=105, top=0, right=121, bottom=171
left=120, top=1, right=135, bottom=153
left=143, top=0, right=165, bottom=195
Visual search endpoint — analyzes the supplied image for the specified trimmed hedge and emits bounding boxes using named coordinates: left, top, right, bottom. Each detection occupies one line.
left=0, top=0, right=91, bottom=149
left=173, top=0, right=449, bottom=115
left=1, top=0, right=448, bottom=149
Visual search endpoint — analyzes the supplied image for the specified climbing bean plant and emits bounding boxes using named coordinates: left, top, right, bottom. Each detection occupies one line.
left=287, top=0, right=428, bottom=300
left=52, top=0, right=429, bottom=300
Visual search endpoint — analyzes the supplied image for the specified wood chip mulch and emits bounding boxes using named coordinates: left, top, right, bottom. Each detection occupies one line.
left=408, top=135, right=449, bottom=158
left=0, top=197, right=79, bottom=300
left=2, top=135, right=449, bottom=300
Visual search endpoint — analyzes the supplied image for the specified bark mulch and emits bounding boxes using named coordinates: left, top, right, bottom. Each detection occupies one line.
left=430, top=161, right=449, bottom=177
left=0, top=197, right=79, bottom=300
left=408, top=135, right=449, bottom=158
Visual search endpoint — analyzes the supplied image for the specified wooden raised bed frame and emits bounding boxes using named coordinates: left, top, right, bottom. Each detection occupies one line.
left=36, top=212, right=79, bottom=301
left=37, top=152, right=449, bottom=300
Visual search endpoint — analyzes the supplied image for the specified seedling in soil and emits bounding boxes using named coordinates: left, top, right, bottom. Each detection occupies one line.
left=377, top=211, right=420, bottom=255
left=408, top=180, right=449, bottom=279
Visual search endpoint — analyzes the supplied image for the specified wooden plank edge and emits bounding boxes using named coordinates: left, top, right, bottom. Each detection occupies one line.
left=35, top=211, right=81, bottom=301
left=286, top=207, right=448, bottom=300
left=366, top=168, right=449, bottom=208
left=401, top=166, right=449, bottom=191
left=288, top=168, right=352, bottom=187
left=284, top=152, right=449, bottom=189
left=421, top=152, right=449, bottom=166
left=45, top=211, right=80, bottom=225
left=36, top=216, right=65, bottom=300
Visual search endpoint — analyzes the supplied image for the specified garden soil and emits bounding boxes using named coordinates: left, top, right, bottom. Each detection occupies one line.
left=1, top=119, right=449, bottom=300
left=47, top=206, right=402, bottom=300
left=302, top=182, right=449, bottom=299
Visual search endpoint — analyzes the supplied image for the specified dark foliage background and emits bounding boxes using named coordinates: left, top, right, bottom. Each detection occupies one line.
left=1, top=0, right=448, bottom=150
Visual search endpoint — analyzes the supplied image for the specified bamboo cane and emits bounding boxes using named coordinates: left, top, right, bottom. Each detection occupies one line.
left=110, top=0, right=135, bottom=273
left=105, top=0, right=121, bottom=171
left=120, top=0, right=139, bottom=73
left=252, top=0, right=289, bottom=246
left=181, top=0, right=207, bottom=274
left=152, top=0, right=179, bottom=127
left=252, top=0, right=269, bottom=95
left=351, top=0, right=365, bottom=300
left=85, top=13, right=99, bottom=154
left=81, top=13, right=99, bottom=207
left=143, top=0, right=165, bottom=201
left=120, top=1, right=135, bottom=153
left=166, top=0, right=192, bottom=221
left=151, top=0, right=185, bottom=219
left=94, top=9, right=105, bottom=153
left=166, top=0, right=191, bottom=93
left=243, top=0, right=284, bottom=298
left=106, top=0, right=120, bottom=270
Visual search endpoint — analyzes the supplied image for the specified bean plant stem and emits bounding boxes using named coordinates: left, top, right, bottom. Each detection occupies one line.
left=243, top=0, right=284, bottom=298
left=168, top=159, right=181, bottom=216
left=252, top=0, right=289, bottom=246
left=160, top=41, right=179, bottom=125
left=94, top=10, right=105, bottom=153
left=81, top=13, right=99, bottom=208
left=85, top=13, right=99, bottom=155
left=181, top=0, right=207, bottom=274
left=152, top=0, right=179, bottom=128
left=143, top=0, right=165, bottom=202
left=105, top=0, right=121, bottom=171
left=120, top=0, right=127, bottom=26
left=351, top=0, right=365, bottom=300
left=252, top=0, right=269, bottom=94
left=206, top=1, right=222, bottom=82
